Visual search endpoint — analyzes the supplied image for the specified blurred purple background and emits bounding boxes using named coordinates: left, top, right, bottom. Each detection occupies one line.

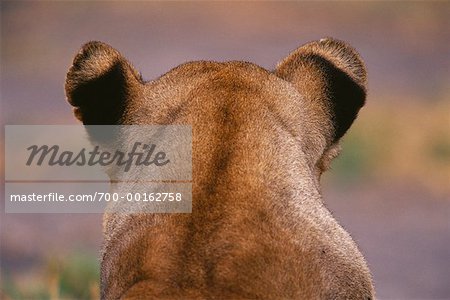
left=1, top=2, right=449, bottom=299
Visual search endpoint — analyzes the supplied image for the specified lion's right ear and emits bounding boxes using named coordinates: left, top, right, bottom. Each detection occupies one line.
left=275, top=38, right=367, bottom=145
left=65, top=41, right=143, bottom=125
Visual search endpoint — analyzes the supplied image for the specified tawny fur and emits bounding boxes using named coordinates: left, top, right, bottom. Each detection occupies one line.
left=65, top=38, right=374, bottom=299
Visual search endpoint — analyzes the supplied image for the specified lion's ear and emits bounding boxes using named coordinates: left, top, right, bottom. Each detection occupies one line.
left=275, top=38, right=367, bottom=144
left=65, top=41, right=143, bottom=125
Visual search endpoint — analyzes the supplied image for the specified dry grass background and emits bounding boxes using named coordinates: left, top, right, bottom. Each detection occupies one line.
left=331, top=100, right=450, bottom=195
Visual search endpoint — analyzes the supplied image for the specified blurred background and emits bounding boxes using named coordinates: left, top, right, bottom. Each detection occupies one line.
left=1, top=2, right=449, bottom=299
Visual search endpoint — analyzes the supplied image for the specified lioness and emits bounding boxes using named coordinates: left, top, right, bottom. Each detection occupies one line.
left=66, top=38, right=374, bottom=299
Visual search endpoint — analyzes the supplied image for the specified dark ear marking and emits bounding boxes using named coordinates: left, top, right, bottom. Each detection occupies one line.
left=65, top=41, right=142, bottom=125
left=275, top=38, right=367, bottom=144
left=310, top=53, right=366, bottom=141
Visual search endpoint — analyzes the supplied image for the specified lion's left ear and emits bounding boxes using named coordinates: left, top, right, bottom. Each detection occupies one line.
left=275, top=38, right=367, bottom=145
left=65, top=41, right=143, bottom=126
